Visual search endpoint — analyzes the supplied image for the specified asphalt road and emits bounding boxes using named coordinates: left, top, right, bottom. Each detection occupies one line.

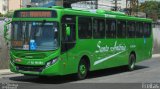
left=0, top=56, right=160, bottom=89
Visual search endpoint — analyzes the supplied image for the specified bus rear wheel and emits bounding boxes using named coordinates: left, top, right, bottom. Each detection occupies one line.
left=128, top=54, right=136, bottom=71
left=77, top=59, right=88, bottom=80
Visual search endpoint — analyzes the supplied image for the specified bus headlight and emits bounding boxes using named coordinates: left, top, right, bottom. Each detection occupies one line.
left=45, top=58, right=58, bottom=68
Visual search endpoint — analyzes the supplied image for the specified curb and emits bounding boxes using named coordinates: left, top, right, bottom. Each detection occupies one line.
left=152, top=54, right=160, bottom=58
left=0, top=69, right=11, bottom=75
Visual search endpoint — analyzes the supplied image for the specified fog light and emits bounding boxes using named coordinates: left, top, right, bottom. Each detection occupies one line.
left=45, top=58, right=58, bottom=68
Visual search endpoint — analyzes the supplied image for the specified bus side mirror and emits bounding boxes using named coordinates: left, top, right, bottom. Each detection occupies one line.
left=4, top=20, right=11, bottom=41
left=65, top=24, right=71, bottom=36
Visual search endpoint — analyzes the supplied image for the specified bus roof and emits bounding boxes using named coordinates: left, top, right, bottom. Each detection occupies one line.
left=14, top=6, right=152, bottom=22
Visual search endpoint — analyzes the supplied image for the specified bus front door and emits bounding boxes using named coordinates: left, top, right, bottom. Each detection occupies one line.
left=60, top=15, right=76, bottom=74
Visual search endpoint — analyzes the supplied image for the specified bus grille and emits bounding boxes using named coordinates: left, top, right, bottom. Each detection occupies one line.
left=16, top=64, right=44, bottom=72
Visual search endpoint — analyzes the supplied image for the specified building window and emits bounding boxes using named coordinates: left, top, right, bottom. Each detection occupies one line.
left=3, top=5, right=6, bottom=11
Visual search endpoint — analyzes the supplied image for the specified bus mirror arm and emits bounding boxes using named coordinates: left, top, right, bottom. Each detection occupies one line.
left=4, top=20, right=11, bottom=41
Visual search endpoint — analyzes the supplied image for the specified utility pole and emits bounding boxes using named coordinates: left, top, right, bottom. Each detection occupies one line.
left=112, top=0, right=121, bottom=11
left=115, top=0, right=118, bottom=11
left=7, top=0, right=9, bottom=12
left=95, top=0, right=98, bottom=9
left=126, top=0, right=139, bottom=16
left=20, top=0, right=22, bottom=8
left=126, top=0, right=131, bottom=15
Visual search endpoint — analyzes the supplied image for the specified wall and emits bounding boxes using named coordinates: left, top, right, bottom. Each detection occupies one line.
left=153, top=24, right=160, bottom=54
left=9, top=0, right=21, bottom=11
left=0, top=0, right=8, bottom=14
left=0, top=20, right=9, bottom=69
left=55, top=0, right=63, bottom=6
left=0, top=0, right=2, bottom=14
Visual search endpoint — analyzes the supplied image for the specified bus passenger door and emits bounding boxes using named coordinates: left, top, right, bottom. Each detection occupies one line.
left=60, top=15, right=76, bottom=74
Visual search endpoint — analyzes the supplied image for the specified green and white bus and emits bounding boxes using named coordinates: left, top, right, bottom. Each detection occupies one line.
left=4, top=6, right=153, bottom=79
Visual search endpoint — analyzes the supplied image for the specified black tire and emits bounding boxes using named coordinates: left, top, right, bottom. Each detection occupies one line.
left=77, top=59, right=88, bottom=80
left=23, top=74, right=33, bottom=76
left=38, top=75, right=47, bottom=79
left=128, top=54, right=136, bottom=71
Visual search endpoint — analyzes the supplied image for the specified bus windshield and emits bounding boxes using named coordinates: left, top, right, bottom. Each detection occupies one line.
left=11, top=21, right=59, bottom=51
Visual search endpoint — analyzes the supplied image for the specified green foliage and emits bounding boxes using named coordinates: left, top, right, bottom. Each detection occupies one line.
left=4, top=11, right=14, bottom=18
left=139, top=1, right=160, bottom=21
left=0, top=13, right=4, bottom=17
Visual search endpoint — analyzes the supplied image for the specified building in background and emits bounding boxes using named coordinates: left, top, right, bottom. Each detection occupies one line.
left=21, top=0, right=31, bottom=7
left=0, top=0, right=8, bottom=14
left=1, top=0, right=153, bottom=15
left=71, top=0, right=97, bottom=10
left=0, top=0, right=116, bottom=14
left=71, top=0, right=131, bottom=11
left=8, top=0, right=21, bottom=12
left=98, top=0, right=126, bottom=10
left=0, top=0, right=22, bottom=14
left=30, top=0, right=56, bottom=7
left=55, top=0, right=63, bottom=6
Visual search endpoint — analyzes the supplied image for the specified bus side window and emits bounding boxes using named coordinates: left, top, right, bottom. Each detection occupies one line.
left=144, top=23, right=148, bottom=37
left=61, top=15, right=76, bottom=53
left=148, top=23, right=152, bottom=37
left=106, top=19, right=116, bottom=38
left=127, top=21, right=135, bottom=38
left=135, top=22, right=139, bottom=38
left=111, top=20, right=116, bottom=38
left=139, top=22, right=144, bottom=38
left=78, top=17, right=92, bottom=39
left=93, top=18, right=105, bottom=39
left=144, top=23, right=151, bottom=38
left=61, top=15, right=76, bottom=42
left=117, top=20, right=126, bottom=38
left=136, top=22, right=144, bottom=38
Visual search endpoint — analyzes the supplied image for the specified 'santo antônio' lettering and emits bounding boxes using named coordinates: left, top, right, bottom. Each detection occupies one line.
left=95, top=41, right=126, bottom=53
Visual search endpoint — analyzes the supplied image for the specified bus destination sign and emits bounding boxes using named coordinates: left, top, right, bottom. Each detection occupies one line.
left=14, top=11, right=57, bottom=18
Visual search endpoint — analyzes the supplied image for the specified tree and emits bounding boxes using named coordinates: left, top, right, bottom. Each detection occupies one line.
left=4, top=11, right=14, bottom=18
left=139, top=1, right=160, bottom=21
left=0, top=13, right=3, bottom=17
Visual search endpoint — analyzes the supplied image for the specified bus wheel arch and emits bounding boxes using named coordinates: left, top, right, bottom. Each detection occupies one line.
left=130, top=51, right=136, bottom=61
left=80, top=55, right=90, bottom=71
left=128, top=51, right=136, bottom=71
left=76, top=55, right=90, bottom=80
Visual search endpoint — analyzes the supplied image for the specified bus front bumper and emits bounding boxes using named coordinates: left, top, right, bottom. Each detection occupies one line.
left=10, top=60, right=62, bottom=76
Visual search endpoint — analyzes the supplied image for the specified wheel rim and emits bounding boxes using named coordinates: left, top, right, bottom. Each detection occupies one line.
left=130, top=57, right=135, bottom=69
left=79, top=64, right=86, bottom=75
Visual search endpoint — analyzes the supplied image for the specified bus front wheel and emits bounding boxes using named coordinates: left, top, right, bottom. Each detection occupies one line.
left=128, top=54, right=136, bottom=71
left=77, top=59, right=88, bottom=80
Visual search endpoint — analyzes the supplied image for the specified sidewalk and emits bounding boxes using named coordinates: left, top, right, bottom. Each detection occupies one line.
left=0, top=54, right=160, bottom=75
left=152, top=54, right=160, bottom=58
left=0, top=69, right=11, bottom=75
